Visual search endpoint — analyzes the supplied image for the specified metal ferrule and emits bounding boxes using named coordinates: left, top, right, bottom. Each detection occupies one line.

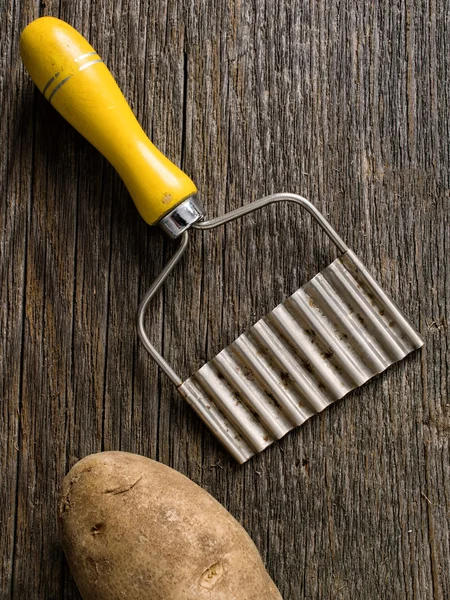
left=158, top=197, right=204, bottom=238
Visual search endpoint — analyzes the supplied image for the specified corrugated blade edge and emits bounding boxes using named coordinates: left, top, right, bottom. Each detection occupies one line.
left=178, top=250, right=424, bottom=463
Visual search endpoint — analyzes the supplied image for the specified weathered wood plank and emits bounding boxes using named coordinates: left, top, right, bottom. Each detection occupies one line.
left=0, top=2, right=37, bottom=596
left=1, top=1, right=448, bottom=599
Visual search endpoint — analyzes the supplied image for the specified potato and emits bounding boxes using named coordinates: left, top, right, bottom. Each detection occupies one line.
left=58, top=452, right=282, bottom=599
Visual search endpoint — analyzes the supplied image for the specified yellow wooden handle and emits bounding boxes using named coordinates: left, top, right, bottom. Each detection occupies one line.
left=20, top=17, right=197, bottom=225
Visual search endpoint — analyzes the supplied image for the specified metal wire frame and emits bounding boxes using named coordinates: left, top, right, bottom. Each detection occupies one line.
left=136, top=193, right=349, bottom=386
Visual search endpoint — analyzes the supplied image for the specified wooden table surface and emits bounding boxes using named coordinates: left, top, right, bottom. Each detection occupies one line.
left=1, top=1, right=449, bottom=599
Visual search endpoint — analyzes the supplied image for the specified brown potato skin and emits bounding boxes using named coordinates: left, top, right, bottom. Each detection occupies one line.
left=58, top=452, right=283, bottom=600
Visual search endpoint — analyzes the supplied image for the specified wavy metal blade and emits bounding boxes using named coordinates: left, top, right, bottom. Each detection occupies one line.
left=178, top=250, right=424, bottom=463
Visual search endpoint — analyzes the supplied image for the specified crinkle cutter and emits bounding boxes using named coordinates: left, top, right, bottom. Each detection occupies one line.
left=21, top=17, right=424, bottom=463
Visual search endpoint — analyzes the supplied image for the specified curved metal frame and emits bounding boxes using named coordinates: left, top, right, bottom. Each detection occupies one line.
left=137, top=232, right=189, bottom=386
left=136, top=193, right=350, bottom=386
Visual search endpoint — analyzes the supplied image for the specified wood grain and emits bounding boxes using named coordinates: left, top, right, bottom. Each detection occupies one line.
left=1, top=1, right=448, bottom=598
